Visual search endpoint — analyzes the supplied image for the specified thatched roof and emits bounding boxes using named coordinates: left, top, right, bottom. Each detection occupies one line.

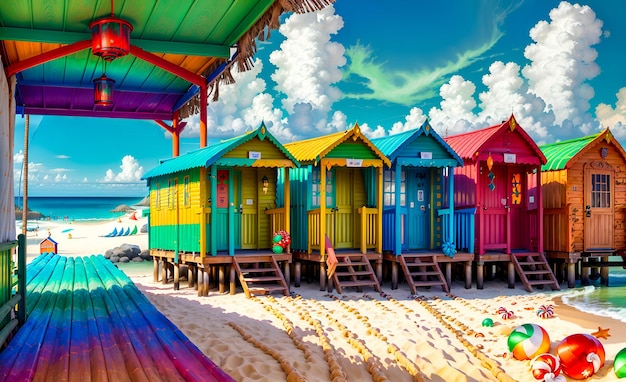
left=110, top=204, right=136, bottom=213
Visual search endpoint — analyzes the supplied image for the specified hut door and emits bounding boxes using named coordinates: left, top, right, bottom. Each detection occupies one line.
left=333, top=167, right=354, bottom=249
left=508, top=166, right=528, bottom=250
left=407, top=168, right=430, bottom=249
left=583, top=165, right=614, bottom=251
left=214, top=169, right=242, bottom=252
left=480, top=165, right=508, bottom=251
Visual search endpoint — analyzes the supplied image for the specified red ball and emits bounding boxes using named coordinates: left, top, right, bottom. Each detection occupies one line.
left=531, top=353, right=562, bottom=381
left=556, top=333, right=605, bottom=379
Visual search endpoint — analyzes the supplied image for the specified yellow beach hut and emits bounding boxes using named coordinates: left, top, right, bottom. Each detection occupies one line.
left=284, top=123, right=391, bottom=292
left=141, top=123, right=300, bottom=297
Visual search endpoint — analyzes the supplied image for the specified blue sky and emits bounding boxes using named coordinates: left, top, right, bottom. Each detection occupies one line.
left=13, top=0, right=626, bottom=197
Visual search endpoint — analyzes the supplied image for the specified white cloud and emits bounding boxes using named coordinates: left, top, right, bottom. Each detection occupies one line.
left=521, top=2, right=603, bottom=132
left=101, top=155, right=144, bottom=182
left=596, top=87, right=626, bottom=138
left=13, top=151, right=24, bottom=163
left=388, top=108, right=429, bottom=136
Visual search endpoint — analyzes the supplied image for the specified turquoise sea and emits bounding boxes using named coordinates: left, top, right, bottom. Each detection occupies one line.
left=560, top=264, right=626, bottom=324
left=15, top=196, right=146, bottom=221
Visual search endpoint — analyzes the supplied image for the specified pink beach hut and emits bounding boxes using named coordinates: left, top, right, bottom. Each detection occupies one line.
left=444, top=114, right=559, bottom=291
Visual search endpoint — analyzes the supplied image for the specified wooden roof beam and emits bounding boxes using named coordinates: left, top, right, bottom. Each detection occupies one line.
left=0, top=27, right=230, bottom=58
left=5, top=40, right=91, bottom=78
left=130, top=46, right=205, bottom=87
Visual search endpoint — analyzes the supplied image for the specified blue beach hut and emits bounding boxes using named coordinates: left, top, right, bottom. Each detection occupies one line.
left=371, top=120, right=472, bottom=292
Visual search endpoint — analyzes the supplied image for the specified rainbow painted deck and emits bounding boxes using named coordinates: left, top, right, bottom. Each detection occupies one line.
left=0, top=253, right=234, bottom=382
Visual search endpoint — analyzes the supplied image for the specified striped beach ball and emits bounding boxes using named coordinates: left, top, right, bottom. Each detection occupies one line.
left=531, top=353, right=565, bottom=382
left=507, top=323, right=551, bottom=360
left=615, top=347, right=626, bottom=378
left=556, top=333, right=605, bottom=380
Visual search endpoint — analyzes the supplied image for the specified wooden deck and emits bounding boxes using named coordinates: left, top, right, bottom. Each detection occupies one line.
left=546, top=251, right=626, bottom=287
left=150, top=250, right=292, bottom=296
left=0, top=253, right=234, bottom=381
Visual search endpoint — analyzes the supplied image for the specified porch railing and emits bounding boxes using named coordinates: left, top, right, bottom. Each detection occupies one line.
left=453, top=207, right=476, bottom=253
left=307, top=207, right=378, bottom=254
left=357, top=206, right=378, bottom=253
left=265, top=207, right=286, bottom=235
left=0, top=234, right=26, bottom=349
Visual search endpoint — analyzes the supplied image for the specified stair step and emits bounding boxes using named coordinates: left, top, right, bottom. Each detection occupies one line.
left=408, top=271, right=441, bottom=277
left=412, top=280, right=446, bottom=287
left=240, top=267, right=275, bottom=273
left=523, top=270, right=552, bottom=275
left=335, top=271, right=372, bottom=277
left=338, top=280, right=380, bottom=288
left=338, top=261, right=368, bottom=267
left=406, top=262, right=437, bottom=267
left=527, top=279, right=557, bottom=286
left=243, top=276, right=283, bottom=282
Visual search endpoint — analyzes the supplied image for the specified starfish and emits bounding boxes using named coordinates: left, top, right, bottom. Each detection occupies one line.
left=591, top=326, right=611, bottom=340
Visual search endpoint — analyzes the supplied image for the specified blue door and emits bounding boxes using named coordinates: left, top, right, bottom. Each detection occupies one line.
left=406, top=168, right=430, bottom=249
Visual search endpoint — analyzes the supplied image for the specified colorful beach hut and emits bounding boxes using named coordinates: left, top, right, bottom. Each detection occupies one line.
left=444, top=114, right=559, bottom=291
left=141, top=124, right=300, bottom=297
left=371, top=120, right=472, bottom=293
left=284, top=123, right=391, bottom=292
left=541, top=128, right=626, bottom=287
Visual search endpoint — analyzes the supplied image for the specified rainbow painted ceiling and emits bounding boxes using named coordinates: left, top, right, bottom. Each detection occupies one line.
left=1, top=0, right=333, bottom=121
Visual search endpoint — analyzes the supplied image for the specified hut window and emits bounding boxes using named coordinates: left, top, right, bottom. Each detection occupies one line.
left=384, top=170, right=394, bottom=206
left=591, top=173, right=611, bottom=208
left=168, top=179, right=178, bottom=209
left=183, top=176, right=190, bottom=207
left=511, top=173, right=522, bottom=205
left=311, top=168, right=334, bottom=208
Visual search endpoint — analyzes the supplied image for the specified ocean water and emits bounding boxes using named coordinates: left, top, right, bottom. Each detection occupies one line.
left=15, top=196, right=146, bottom=221
left=560, top=263, right=626, bottom=324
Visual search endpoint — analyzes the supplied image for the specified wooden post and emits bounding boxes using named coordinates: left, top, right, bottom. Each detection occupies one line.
left=153, top=257, right=159, bottom=282
left=464, top=261, right=472, bottom=289
left=391, top=261, right=398, bottom=290
left=162, top=258, right=168, bottom=284
left=507, top=261, right=515, bottom=288
left=188, top=264, right=195, bottom=288
left=230, top=266, right=236, bottom=295
left=294, top=262, right=301, bottom=287
left=376, top=166, right=383, bottom=254
left=174, top=263, right=180, bottom=290
left=219, top=265, right=226, bottom=294
left=394, top=165, right=402, bottom=255
left=476, top=261, right=484, bottom=289
left=197, top=267, right=204, bottom=297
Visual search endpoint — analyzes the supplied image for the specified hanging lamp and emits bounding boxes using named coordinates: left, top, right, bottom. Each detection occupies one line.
left=90, top=0, right=133, bottom=61
left=94, top=59, right=115, bottom=106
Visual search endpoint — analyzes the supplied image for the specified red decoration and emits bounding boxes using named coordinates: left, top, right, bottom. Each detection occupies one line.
left=93, top=74, right=115, bottom=106
left=556, top=333, right=605, bottom=379
left=90, top=17, right=132, bottom=61
left=273, top=230, right=290, bottom=250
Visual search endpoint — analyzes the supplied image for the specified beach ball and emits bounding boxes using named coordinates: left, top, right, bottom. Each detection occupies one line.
left=531, top=353, right=565, bottom=382
left=482, top=318, right=494, bottom=327
left=273, top=234, right=283, bottom=244
left=556, top=333, right=605, bottom=379
left=507, top=323, right=551, bottom=360
left=272, top=244, right=283, bottom=254
left=615, top=347, right=626, bottom=378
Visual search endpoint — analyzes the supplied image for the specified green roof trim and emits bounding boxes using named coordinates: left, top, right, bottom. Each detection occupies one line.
left=540, top=133, right=600, bottom=171
left=142, top=122, right=299, bottom=179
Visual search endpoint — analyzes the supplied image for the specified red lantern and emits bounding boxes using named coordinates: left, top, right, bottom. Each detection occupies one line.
left=90, top=17, right=132, bottom=61
left=93, top=74, right=115, bottom=106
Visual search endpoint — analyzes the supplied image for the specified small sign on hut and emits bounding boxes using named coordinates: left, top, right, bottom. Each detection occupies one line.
left=40, top=236, right=58, bottom=254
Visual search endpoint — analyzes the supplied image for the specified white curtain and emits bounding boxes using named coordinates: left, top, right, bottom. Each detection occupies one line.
left=0, top=59, right=16, bottom=242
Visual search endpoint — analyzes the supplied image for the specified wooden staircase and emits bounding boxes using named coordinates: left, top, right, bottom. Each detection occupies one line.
left=330, top=254, right=381, bottom=294
left=511, top=253, right=560, bottom=292
left=399, top=254, right=449, bottom=294
left=233, top=256, right=290, bottom=298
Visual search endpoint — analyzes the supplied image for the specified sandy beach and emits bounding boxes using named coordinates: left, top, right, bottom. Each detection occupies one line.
left=19, top=216, right=626, bottom=381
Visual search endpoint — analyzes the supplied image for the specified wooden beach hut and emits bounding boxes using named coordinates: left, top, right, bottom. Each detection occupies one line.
left=541, top=128, right=626, bottom=287
left=141, top=124, right=300, bottom=297
left=371, top=120, right=473, bottom=293
left=284, top=123, right=391, bottom=292
left=444, top=114, right=559, bottom=291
